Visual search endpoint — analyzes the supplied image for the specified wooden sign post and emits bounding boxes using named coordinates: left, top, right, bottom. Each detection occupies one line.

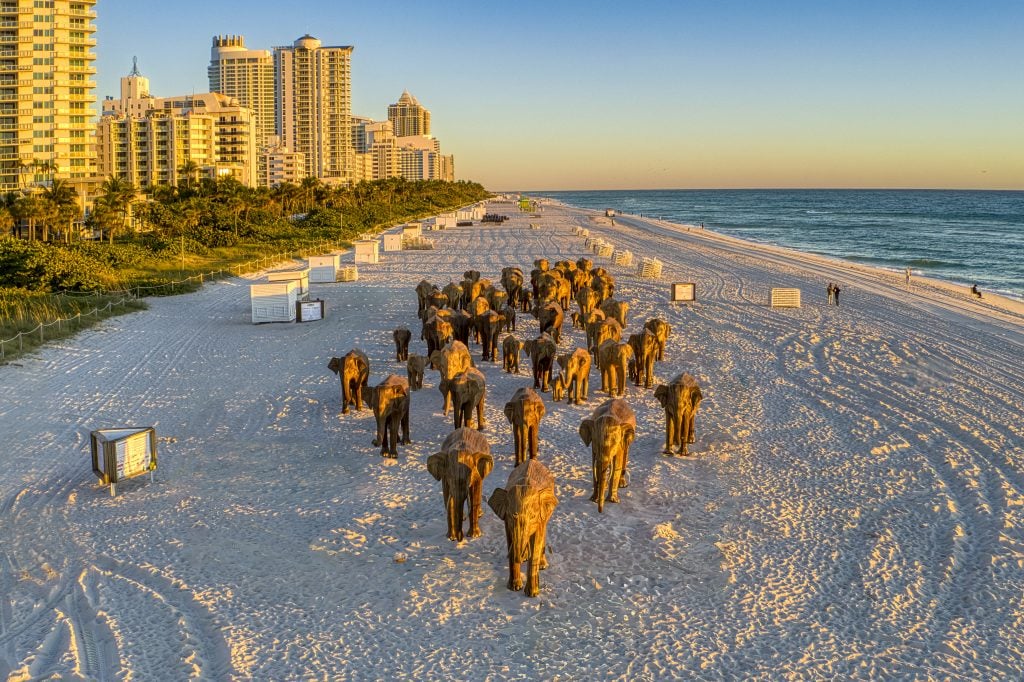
left=90, top=427, right=158, bottom=496
left=671, top=283, right=696, bottom=302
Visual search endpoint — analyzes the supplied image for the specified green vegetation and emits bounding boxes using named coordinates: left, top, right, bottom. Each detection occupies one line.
left=0, top=177, right=490, bottom=361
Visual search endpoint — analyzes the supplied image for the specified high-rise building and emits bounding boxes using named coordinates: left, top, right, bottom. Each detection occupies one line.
left=99, top=65, right=258, bottom=187
left=0, top=0, right=98, bottom=192
left=208, top=35, right=275, bottom=182
left=387, top=91, right=431, bottom=137
left=274, top=35, right=353, bottom=184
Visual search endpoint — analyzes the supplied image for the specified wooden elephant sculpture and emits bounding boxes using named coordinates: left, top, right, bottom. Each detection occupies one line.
left=443, top=282, right=464, bottom=310
left=406, top=353, right=427, bottom=390
left=589, top=317, right=622, bottom=360
left=480, top=310, right=505, bottom=362
left=427, top=428, right=494, bottom=541
left=501, top=266, right=525, bottom=307
left=598, top=339, right=633, bottom=397
left=599, top=297, right=629, bottom=328
left=464, top=269, right=481, bottom=283
left=327, top=348, right=369, bottom=414
left=393, top=326, right=412, bottom=362
left=504, top=386, right=546, bottom=465
left=501, top=303, right=517, bottom=333
left=575, top=287, right=600, bottom=318
left=449, top=309, right=473, bottom=346
left=415, top=279, right=435, bottom=315
left=591, top=274, right=615, bottom=303
left=423, top=314, right=454, bottom=359
left=519, top=288, right=533, bottom=313
left=469, top=295, right=491, bottom=345
left=644, top=318, right=671, bottom=362
left=576, top=257, right=593, bottom=273
left=447, top=366, right=487, bottom=430
left=488, top=459, right=558, bottom=597
left=502, top=335, right=523, bottom=374
left=551, top=374, right=566, bottom=402
left=556, top=347, right=592, bottom=404
left=533, top=301, right=564, bottom=344
left=579, top=398, right=636, bottom=512
left=627, top=329, right=658, bottom=388
left=430, top=340, right=473, bottom=415
left=366, top=374, right=410, bottom=458
left=654, top=373, right=703, bottom=456
left=523, top=333, right=557, bottom=392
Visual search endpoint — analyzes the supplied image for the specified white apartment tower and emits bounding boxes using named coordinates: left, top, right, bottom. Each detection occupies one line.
left=208, top=36, right=275, bottom=153
left=388, top=91, right=430, bottom=137
left=0, top=0, right=97, bottom=191
left=274, top=35, right=353, bottom=184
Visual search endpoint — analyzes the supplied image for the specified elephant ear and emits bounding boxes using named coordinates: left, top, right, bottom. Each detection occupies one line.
left=691, top=386, right=703, bottom=410
left=654, top=384, right=669, bottom=407
left=488, top=488, right=509, bottom=520
left=429, top=350, right=442, bottom=367
left=579, top=419, right=594, bottom=446
left=540, top=488, right=558, bottom=520
left=327, top=357, right=341, bottom=374
left=476, top=452, right=494, bottom=480
left=426, top=453, right=446, bottom=481
left=503, top=402, right=515, bottom=423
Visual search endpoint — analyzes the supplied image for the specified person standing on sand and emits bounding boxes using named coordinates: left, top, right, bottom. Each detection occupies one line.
left=833, top=284, right=842, bottom=307
left=826, top=282, right=834, bottom=305
left=905, top=267, right=912, bottom=287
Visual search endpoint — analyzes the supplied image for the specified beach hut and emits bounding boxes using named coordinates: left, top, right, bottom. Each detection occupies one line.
left=308, top=254, right=341, bottom=283
left=355, top=240, right=380, bottom=264
left=251, top=280, right=299, bottom=323
left=90, top=426, right=158, bottom=496
left=267, top=266, right=309, bottom=297
left=383, top=234, right=404, bottom=252
left=435, top=213, right=456, bottom=229
left=403, top=223, right=422, bottom=239
left=338, top=265, right=359, bottom=282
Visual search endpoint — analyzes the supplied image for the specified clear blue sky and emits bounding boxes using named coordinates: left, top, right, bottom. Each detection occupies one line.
left=96, top=0, right=1024, bottom=190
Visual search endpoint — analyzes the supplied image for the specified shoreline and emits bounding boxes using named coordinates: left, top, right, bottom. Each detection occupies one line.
left=549, top=200, right=1024, bottom=328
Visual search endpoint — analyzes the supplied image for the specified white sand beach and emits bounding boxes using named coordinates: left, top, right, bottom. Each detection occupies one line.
left=1, top=201, right=1022, bottom=679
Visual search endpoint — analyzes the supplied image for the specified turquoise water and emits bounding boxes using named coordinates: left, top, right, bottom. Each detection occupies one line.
left=535, top=190, right=1024, bottom=300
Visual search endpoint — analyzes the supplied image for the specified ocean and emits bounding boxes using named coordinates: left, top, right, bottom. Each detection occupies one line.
left=534, top=190, right=1024, bottom=301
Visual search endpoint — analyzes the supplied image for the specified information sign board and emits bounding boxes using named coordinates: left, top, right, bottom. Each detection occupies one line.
left=297, top=299, right=325, bottom=322
left=671, top=283, right=696, bottom=302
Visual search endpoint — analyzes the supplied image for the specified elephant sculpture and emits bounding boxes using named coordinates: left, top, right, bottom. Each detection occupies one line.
left=464, top=269, right=481, bottom=283
left=488, top=459, right=558, bottom=597
left=503, top=386, right=546, bottom=465
left=589, top=317, right=622, bottom=359
left=469, top=295, right=491, bottom=345
left=415, top=279, right=435, bottom=315
left=450, top=309, right=473, bottom=346
left=579, top=398, right=636, bottom=512
left=556, top=347, right=592, bottom=404
left=489, top=289, right=508, bottom=312
left=393, top=326, right=412, bottom=362
left=406, top=353, right=427, bottom=390
left=443, top=282, right=464, bottom=310
left=533, top=301, right=564, bottom=344
left=501, top=303, right=517, bottom=333
left=327, top=348, right=370, bottom=414
left=427, top=428, right=494, bottom=541
left=551, top=374, right=566, bottom=402
left=423, top=314, right=454, bottom=359
left=366, top=374, right=411, bottom=458
left=502, top=335, right=523, bottom=374
left=599, top=298, right=629, bottom=328
left=644, top=318, right=671, bottom=361
left=447, top=366, right=487, bottom=430
left=462, top=278, right=485, bottom=309
left=430, top=340, right=473, bottom=415
left=627, top=329, right=658, bottom=388
left=598, top=339, right=633, bottom=397
left=654, top=373, right=703, bottom=456
left=519, top=288, right=533, bottom=313
left=501, top=266, right=525, bottom=308
left=576, top=257, right=593, bottom=273
left=591, top=273, right=615, bottom=303
left=523, top=333, right=557, bottom=392
left=481, top=310, right=505, bottom=362
left=576, top=287, right=599, bottom=318
left=570, top=311, right=582, bottom=330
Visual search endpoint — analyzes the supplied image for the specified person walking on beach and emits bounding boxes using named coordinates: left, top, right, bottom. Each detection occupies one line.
left=905, top=267, right=912, bottom=288
left=833, top=284, right=842, bottom=307
left=826, top=282, right=834, bottom=305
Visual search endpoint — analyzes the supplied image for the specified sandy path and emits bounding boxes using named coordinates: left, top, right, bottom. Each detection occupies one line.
left=0, top=203, right=1021, bottom=679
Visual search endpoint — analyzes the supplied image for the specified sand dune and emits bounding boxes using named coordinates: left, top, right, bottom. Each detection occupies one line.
left=1, top=202, right=1021, bottom=679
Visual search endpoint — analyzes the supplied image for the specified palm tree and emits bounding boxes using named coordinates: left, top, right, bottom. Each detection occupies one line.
left=177, top=159, right=200, bottom=192
left=42, top=179, right=79, bottom=243
left=97, top=176, right=136, bottom=244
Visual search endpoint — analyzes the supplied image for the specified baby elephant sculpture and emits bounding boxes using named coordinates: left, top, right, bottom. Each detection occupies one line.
left=551, top=374, right=566, bottom=402
left=488, top=459, right=558, bottom=597
left=654, top=372, right=703, bottom=456
left=644, top=318, right=671, bottom=362
left=579, top=398, right=636, bottom=513
left=502, top=335, right=523, bottom=374
left=327, top=348, right=370, bottom=414
left=406, top=353, right=427, bottom=390
left=556, top=348, right=592, bottom=404
left=366, top=374, right=411, bottom=458
left=523, top=333, right=557, bottom=393
left=627, top=329, right=658, bottom=389
left=393, top=326, right=412, bottom=362
left=427, top=428, right=494, bottom=541
left=448, top=366, right=487, bottom=431
left=598, top=339, right=633, bottom=397
left=504, top=386, right=546, bottom=465
left=431, top=340, right=473, bottom=415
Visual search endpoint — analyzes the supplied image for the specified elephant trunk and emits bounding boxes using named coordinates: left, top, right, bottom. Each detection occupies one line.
left=508, top=518, right=531, bottom=564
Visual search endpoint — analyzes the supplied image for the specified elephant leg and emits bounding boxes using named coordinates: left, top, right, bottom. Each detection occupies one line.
left=445, top=492, right=458, bottom=541
left=341, top=381, right=351, bottom=414
left=525, top=535, right=541, bottom=597
left=590, top=454, right=600, bottom=503
left=663, top=414, right=675, bottom=455
left=388, top=414, right=400, bottom=457
left=581, top=376, right=589, bottom=402
left=372, top=415, right=383, bottom=447
left=442, top=389, right=451, bottom=416
left=453, top=495, right=465, bottom=542
left=401, top=409, right=411, bottom=445
left=512, top=425, right=523, bottom=465
left=528, top=424, right=538, bottom=460
left=608, top=457, right=622, bottom=503
left=506, top=526, right=524, bottom=591
left=476, top=399, right=486, bottom=430
left=468, top=482, right=483, bottom=537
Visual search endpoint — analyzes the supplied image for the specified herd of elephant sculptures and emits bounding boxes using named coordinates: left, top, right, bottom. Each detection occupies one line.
left=326, top=257, right=703, bottom=598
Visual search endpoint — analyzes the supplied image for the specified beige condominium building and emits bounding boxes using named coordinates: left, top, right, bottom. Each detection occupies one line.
left=208, top=34, right=274, bottom=183
left=274, top=35, right=353, bottom=185
left=98, top=64, right=257, bottom=187
left=0, top=0, right=97, bottom=192
left=388, top=90, right=430, bottom=137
